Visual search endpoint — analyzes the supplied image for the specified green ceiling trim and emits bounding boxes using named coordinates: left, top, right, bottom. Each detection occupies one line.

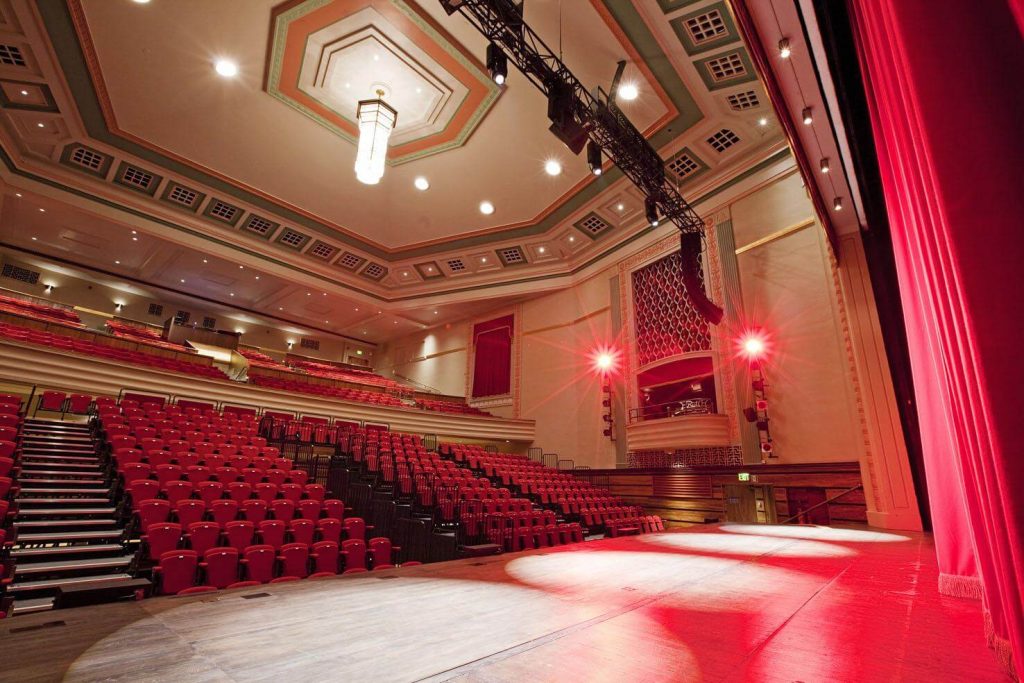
left=669, top=1, right=740, bottom=56
left=38, top=0, right=706, bottom=262
left=654, top=0, right=705, bottom=14
left=0, top=138, right=790, bottom=305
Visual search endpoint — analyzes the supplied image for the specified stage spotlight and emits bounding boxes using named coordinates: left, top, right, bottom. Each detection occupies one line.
left=486, top=43, right=508, bottom=85
left=590, top=346, right=619, bottom=376
left=739, top=332, right=767, bottom=360
left=778, top=38, right=792, bottom=59
left=596, top=353, right=613, bottom=371
left=645, top=196, right=659, bottom=227
left=587, top=140, right=602, bottom=175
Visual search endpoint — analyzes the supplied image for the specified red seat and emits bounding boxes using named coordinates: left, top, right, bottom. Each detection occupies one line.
left=241, top=468, right=264, bottom=485
left=137, top=499, right=171, bottom=532
left=37, top=391, right=66, bottom=413
left=240, top=499, right=268, bottom=524
left=287, top=471, right=309, bottom=486
left=304, top=484, right=326, bottom=502
left=279, top=483, right=303, bottom=502
left=322, top=499, right=344, bottom=521
left=154, top=464, right=183, bottom=487
left=310, top=540, right=339, bottom=576
left=163, top=480, right=193, bottom=505
left=178, top=585, right=218, bottom=596
left=263, top=469, right=287, bottom=487
left=142, top=523, right=181, bottom=561
left=196, top=481, right=224, bottom=505
left=226, top=482, right=253, bottom=503
left=297, top=499, right=321, bottom=521
left=185, top=466, right=212, bottom=484
left=226, top=580, right=260, bottom=590
left=277, top=543, right=309, bottom=579
left=317, top=518, right=342, bottom=544
left=174, top=499, right=206, bottom=527
left=258, top=520, right=286, bottom=549
left=224, top=520, right=255, bottom=552
left=368, top=537, right=398, bottom=568
left=270, top=499, right=295, bottom=522
left=185, top=522, right=222, bottom=556
left=254, top=482, right=278, bottom=503
left=200, top=547, right=239, bottom=589
left=154, top=550, right=199, bottom=595
left=289, top=519, right=315, bottom=545
left=341, top=539, right=367, bottom=571
left=127, top=480, right=160, bottom=510
left=343, top=517, right=367, bottom=541
left=209, top=499, right=239, bottom=525
left=240, top=545, right=276, bottom=583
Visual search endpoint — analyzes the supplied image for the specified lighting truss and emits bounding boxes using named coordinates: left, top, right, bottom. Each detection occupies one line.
left=439, top=0, right=704, bottom=236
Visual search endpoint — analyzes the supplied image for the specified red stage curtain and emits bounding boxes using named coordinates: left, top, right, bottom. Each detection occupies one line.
left=850, top=0, right=1024, bottom=676
left=471, top=315, right=513, bottom=398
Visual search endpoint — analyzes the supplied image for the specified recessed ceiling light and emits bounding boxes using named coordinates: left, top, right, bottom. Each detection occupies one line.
left=402, top=271, right=408, bottom=277
left=131, top=0, right=151, bottom=4
left=569, top=236, right=575, bottom=242
left=115, top=260, right=120, bottom=264
left=36, top=122, right=44, bottom=128
left=414, top=176, right=430, bottom=191
left=479, top=201, right=495, bottom=215
left=229, top=292, right=235, bottom=297
left=355, top=307, right=359, bottom=312
left=758, top=117, right=768, bottom=127
left=214, top=59, right=238, bottom=78
left=31, top=236, right=37, bottom=241
left=14, top=193, right=21, bottom=197
left=19, top=90, right=28, bottom=96
left=538, top=246, right=546, bottom=254
left=131, top=230, right=137, bottom=235
left=616, top=203, right=625, bottom=211
left=238, top=265, right=244, bottom=269
left=544, top=159, right=562, bottom=176
left=38, top=208, right=45, bottom=213
left=202, top=259, right=208, bottom=263
left=393, top=321, right=398, bottom=324
left=180, top=279, right=186, bottom=283
left=325, top=320, right=329, bottom=324
left=322, top=292, right=326, bottom=296
left=132, top=236, right=138, bottom=241
left=278, top=307, right=284, bottom=311
left=617, top=82, right=639, bottom=101
left=433, top=310, right=438, bottom=314
left=426, top=266, right=433, bottom=272
left=254, top=275, right=260, bottom=280
left=306, top=292, right=311, bottom=296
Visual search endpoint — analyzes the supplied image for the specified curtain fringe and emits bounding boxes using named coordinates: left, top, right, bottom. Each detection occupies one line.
left=938, top=573, right=983, bottom=600
left=985, top=611, right=1020, bottom=681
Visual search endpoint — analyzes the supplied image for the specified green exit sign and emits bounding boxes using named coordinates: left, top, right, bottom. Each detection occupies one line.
left=737, top=472, right=751, bottom=482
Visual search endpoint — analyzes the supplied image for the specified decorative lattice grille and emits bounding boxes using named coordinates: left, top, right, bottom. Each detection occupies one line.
left=685, top=10, right=726, bottom=43
left=631, top=251, right=712, bottom=366
left=446, top=258, right=466, bottom=272
left=308, top=242, right=335, bottom=259
left=71, top=147, right=105, bottom=171
left=168, top=185, right=199, bottom=207
left=726, top=90, right=760, bottom=110
left=0, top=45, right=26, bottom=66
left=209, top=201, right=239, bottom=222
left=339, top=252, right=363, bottom=269
left=707, top=128, right=740, bottom=152
left=278, top=229, right=305, bottom=247
left=706, top=53, right=746, bottom=81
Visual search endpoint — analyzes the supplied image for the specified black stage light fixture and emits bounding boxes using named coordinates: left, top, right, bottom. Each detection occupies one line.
left=587, top=140, right=602, bottom=175
left=547, top=80, right=588, bottom=154
left=645, top=195, right=659, bottom=227
left=486, top=43, right=508, bottom=85
left=679, top=231, right=724, bottom=324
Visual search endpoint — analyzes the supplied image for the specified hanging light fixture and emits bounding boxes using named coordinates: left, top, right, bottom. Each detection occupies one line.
left=355, top=90, right=397, bottom=185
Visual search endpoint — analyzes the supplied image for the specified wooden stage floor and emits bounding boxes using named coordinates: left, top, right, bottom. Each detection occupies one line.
left=0, top=525, right=1007, bottom=682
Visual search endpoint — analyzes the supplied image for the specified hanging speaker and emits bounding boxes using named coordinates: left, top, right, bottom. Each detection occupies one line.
left=679, top=231, right=724, bottom=325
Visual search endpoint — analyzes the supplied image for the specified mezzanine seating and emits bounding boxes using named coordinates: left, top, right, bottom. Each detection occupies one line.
left=0, top=294, right=81, bottom=327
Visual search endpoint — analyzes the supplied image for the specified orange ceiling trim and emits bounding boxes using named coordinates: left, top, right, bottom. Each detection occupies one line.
left=273, top=0, right=493, bottom=158
left=64, top=0, right=684, bottom=255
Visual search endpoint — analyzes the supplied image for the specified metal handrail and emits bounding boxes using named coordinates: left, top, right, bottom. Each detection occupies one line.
left=780, top=484, right=863, bottom=524
left=629, top=398, right=714, bottom=423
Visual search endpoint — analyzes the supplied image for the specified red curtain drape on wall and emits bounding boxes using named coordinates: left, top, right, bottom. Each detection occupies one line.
left=471, top=315, right=513, bottom=398
left=849, top=0, right=1024, bottom=676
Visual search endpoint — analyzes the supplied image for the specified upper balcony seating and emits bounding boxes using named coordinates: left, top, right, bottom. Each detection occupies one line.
left=249, top=375, right=404, bottom=409
left=415, top=398, right=492, bottom=417
left=0, top=321, right=226, bottom=380
left=105, top=320, right=187, bottom=353
left=237, top=349, right=290, bottom=371
left=286, top=359, right=402, bottom=391
left=0, top=293, right=81, bottom=326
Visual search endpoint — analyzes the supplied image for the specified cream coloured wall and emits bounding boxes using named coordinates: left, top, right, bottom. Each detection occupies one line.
left=729, top=171, right=862, bottom=463
left=375, top=321, right=470, bottom=397
left=0, top=253, right=372, bottom=364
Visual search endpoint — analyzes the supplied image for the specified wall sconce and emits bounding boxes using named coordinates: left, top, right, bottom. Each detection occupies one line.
left=114, top=302, right=124, bottom=311
left=43, top=284, right=55, bottom=294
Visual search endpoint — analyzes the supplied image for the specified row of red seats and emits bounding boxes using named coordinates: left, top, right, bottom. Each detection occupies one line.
left=605, top=516, right=665, bottom=537
left=414, top=398, right=492, bottom=417
left=250, top=375, right=404, bottom=408
left=153, top=538, right=414, bottom=595
left=0, top=293, right=80, bottom=325
left=237, top=348, right=291, bottom=371
left=0, top=322, right=226, bottom=379
left=286, top=359, right=401, bottom=390
left=0, top=395, right=23, bottom=610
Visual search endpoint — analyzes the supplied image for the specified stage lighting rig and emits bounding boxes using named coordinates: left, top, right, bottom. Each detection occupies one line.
left=439, top=0, right=723, bottom=324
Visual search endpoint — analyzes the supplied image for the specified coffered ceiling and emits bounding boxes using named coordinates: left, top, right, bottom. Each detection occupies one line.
left=0, top=0, right=786, bottom=340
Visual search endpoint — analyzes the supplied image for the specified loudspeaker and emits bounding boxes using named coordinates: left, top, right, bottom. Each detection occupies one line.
left=743, top=407, right=757, bottom=422
left=679, top=231, right=724, bottom=324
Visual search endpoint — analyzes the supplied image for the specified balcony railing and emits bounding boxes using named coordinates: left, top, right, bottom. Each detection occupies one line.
left=628, top=398, right=714, bottom=423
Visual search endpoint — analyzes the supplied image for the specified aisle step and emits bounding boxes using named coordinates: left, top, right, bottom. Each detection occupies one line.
left=8, top=572, right=134, bottom=594
left=16, top=507, right=116, bottom=518
left=19, top=461, right=101, bottom=471
left=17, top=469, right=106, bottom=478
left=14, top=529, right=125, bottom=543
left=11, top=544, right=125, bottom=559
left=10, top=597, right=55, bottom=615
left=16, top=454, right=97, bottom=464
left=14, top=519, right=119, bottom=530
left=18, top=478, right=107, bottom=487
left=9, top=555, right=133, bottom=577
left=18, top=488, right=113, bottom=496
left=16, top=497, right=111, bottom=506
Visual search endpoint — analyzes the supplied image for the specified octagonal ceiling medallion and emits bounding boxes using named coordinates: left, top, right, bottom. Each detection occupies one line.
left=267, top=0, right=500, bottom=165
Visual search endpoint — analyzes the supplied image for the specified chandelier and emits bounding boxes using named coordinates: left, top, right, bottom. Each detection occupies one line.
left=354, top=90, right=397, bottom=185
